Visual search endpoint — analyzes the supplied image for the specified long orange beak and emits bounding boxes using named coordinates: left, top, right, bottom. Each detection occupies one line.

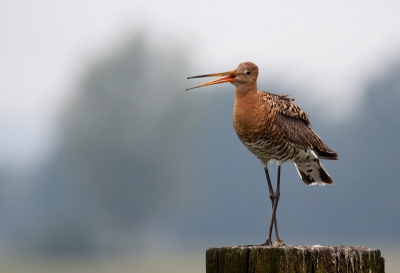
left=186, top=70, right=236, bottom=91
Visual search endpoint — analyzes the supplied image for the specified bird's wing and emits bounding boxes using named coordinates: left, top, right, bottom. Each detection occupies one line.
left=264, top=92, right=310, bottom=124
left=268, top=95, right=338, bottom=159
left=275, top=113, right=337, bottom=159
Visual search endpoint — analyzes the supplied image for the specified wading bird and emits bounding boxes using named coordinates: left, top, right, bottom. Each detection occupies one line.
left=186, top=62, right=338, bottom=246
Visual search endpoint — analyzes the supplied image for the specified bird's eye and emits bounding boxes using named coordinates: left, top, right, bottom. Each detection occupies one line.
left=246, top=71, right=251, bottom=75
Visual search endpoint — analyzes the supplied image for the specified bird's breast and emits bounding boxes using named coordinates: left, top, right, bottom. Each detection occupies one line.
left=234, top=103, right=275, bottom=145
left=233, top=99, right=293, bottom=162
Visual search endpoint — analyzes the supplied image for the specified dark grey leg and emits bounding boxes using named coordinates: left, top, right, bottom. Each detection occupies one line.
left=262, top=164, right=281, bottom=246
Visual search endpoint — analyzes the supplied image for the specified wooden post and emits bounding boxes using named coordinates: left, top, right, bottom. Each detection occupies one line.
left=206, top=245, right=385, bottom=273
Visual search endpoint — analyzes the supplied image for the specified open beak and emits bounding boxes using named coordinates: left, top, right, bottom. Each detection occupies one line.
left=186, top=70, right=236, bottom=91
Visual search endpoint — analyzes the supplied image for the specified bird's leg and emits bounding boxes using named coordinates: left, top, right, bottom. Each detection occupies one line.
left=262, top=166, right=278, bottom=246
left=273, top=163, right=281, bottom=242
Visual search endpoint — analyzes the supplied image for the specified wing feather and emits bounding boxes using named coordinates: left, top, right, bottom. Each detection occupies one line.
left=273, top=100, right=338, bottom=160
left=260, top=91, right=337, bottom=159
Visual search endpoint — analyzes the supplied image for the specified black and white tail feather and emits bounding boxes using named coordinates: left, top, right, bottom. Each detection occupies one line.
left=294, top=149, right=333, bottom=186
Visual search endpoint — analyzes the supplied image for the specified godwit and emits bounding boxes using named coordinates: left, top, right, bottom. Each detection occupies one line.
left=186, top=62, right=338, bottom=246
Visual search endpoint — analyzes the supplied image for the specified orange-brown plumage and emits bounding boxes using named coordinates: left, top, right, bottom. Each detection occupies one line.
left=187, top=61, right=338, bottom=245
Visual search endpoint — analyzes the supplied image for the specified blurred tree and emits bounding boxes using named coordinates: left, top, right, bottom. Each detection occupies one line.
left=19, top=32, right=207, bottom=255
left=62, top=33, right=206, bottom=226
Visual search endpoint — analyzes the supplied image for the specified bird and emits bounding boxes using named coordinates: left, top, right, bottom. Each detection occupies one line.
left=186, top=62, right=338, bottom=246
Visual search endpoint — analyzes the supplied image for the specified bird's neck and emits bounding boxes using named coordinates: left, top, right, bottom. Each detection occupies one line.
left=233, top=83, right=260, bottom=141
left=234, top=83, right=258, bottom=104
left=233, top=83, right=259, bottom=127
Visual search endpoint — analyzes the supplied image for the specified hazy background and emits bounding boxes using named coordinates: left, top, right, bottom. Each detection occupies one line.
left=1, top=1, right=400, bottom=272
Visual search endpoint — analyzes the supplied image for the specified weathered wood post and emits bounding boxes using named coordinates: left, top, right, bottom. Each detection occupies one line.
left=206, top=245, right=384, bottom=273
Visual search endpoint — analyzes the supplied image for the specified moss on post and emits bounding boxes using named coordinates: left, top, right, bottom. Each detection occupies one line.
left=206, top=245, right=385, bottom=273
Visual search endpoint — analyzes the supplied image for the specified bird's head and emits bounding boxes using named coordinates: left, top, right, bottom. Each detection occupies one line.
left=186, top=62, right=259, bottom=91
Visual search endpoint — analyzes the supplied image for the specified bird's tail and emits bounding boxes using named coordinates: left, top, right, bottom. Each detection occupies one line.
left=294, top=149, right=333, bottom=186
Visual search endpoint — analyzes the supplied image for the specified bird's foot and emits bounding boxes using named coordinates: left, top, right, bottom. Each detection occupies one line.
left=260, top=240, right=272, bottom=246
left=272, top=238, right=285, bottom=247
left=240, top=238, right=285, bottom=247
left=259, top=238, right=285, bottom=247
